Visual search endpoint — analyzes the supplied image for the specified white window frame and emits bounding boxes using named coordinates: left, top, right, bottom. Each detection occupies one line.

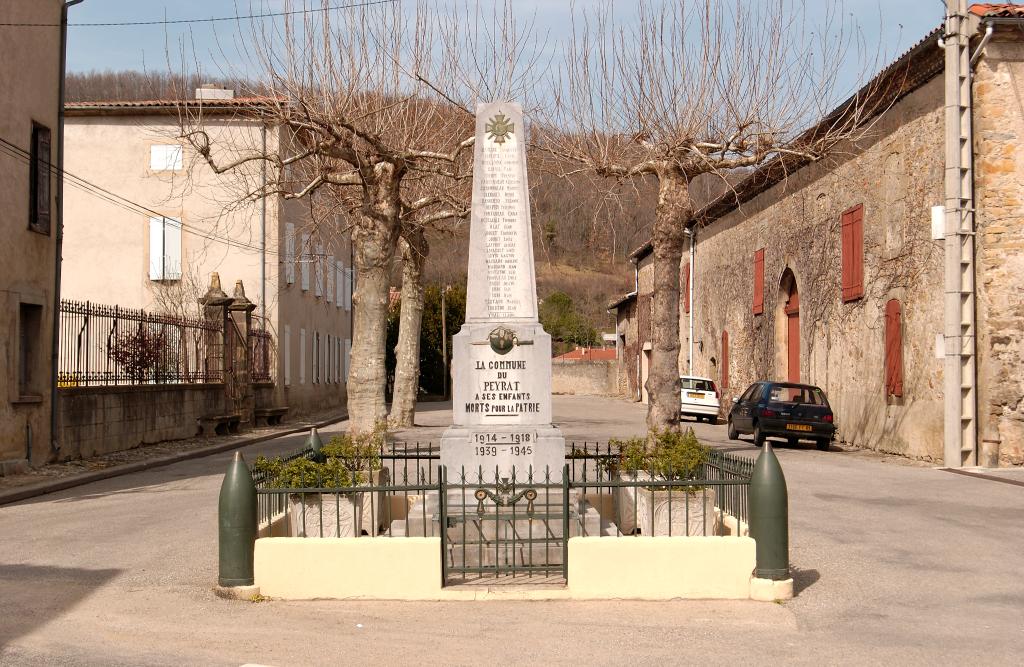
left=283, top=325, right=291, bottom=386
left=148, top=216, right=182, bottom=281
left=315, top=243, right=324, bottom=298
left=299, top=328, right=306, bottom=385
left=150, top=144, right=182, bottom=171
left=285, top=223, right=296, bottom=285
left=300, top=233, right=310, bottom=291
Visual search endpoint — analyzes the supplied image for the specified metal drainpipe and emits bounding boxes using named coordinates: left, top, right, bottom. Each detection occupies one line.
left=259, top=124, right=267, bottom=326
left=50, top=0, right=86, bottom=461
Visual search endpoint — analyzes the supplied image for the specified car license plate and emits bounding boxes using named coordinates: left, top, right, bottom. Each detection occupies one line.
left=786, top=424, right=812, bottom=432
left=687, top=392, right=704, bottom=399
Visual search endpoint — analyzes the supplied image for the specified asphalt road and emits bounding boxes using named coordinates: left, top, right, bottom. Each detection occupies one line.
left=1, top=395, right=1021, bottom=665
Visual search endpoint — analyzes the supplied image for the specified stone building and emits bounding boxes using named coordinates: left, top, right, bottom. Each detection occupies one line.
left=0, top=0, right=63, bottom=474
left=609, top=244, right=654, bottom=402
left=61, top=92, right=354, bottom=416
left=676, top=8, right=1022, bottom=465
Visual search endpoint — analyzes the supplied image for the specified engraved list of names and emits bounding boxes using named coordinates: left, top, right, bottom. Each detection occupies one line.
left=465, top=103, right=538, bottom=323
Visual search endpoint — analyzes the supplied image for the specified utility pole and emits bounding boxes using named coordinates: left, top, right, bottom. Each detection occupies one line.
left=441, top=284, right=448, bottom=400
left=943, top=0, right=978, bottom=467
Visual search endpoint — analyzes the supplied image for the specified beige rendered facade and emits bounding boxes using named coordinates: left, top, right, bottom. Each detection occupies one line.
left=62, top=99, right=353, bottom=416
left=0, top=0, right=63, bottom=472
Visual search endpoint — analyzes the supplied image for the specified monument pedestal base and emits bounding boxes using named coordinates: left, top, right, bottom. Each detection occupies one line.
left=440, top=424, right=566, bottom=481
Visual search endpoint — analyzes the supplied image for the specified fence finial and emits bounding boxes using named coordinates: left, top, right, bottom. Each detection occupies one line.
left=200, top=272, right=229, bottom=305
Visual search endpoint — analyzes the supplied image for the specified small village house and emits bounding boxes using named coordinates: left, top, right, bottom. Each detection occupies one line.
left=0, top=0, right=63, bottom=474
left=62, top=89, right=354, bottom=417
left=612, top=5, right=1024, bottom=467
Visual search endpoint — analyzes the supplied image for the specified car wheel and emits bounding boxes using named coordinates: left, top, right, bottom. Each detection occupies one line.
left=727, top=418, right=739, bottom=440
left=816, top=439, right=831, bottom=452
left=753, top=423, right=766, bottom=447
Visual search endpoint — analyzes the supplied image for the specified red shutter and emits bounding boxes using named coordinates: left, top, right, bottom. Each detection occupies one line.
left=842, top=204, right=864, bottom=301
left=683, top=263, right=690, bottom=314
left=721, top=330, right=729, bottom=390
left=884, top=299, right=904, bottom=397
left=752, top=249, right=765, bottom=315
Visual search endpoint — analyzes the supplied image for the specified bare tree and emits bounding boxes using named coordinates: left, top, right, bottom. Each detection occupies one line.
left=542, top=0, right=887, bottom=432
left=177, top=2, right=478, bottom=432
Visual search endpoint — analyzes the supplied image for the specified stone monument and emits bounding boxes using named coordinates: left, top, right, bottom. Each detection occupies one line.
left=440, top=101, right=565, bottom=482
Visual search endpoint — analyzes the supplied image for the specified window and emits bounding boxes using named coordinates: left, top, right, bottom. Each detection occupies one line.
left=769, top=385, right=827, bottom=405
left=343, top=268, right=353, bottom=311
left=29, top=124, right=51, bottom=234
left=683, top=262, right=690, bottom=314
left=150, top=144, right=183, bottom=171
left=18, top=303, right=43, bottom=397
left=326, top=334, right=332, bottom=383
left=841, top=204, right=865, bottom=301
left=315, top=244, right=324, bottom=297
left=336, top=338, right=342, bottom=382
left=148, top=217, right=182, bottom=280
left=752, top=248, right=765, bottom=315
left=283, top=325, right=291, bottom=386
left=344, top=338, right=351, bottom=378
left=300, top=233, right=311, bottom=291
left=285, top=223, right=296, bottom=284
left=327, top=258, right=334, bottom=303
left=721, top=330, right=729, bottom=390
left=885, top=299, right=904, bottom=397
left=299, top=328, right=306, bottom=384
left=313, top=332, right=319, bottom=384
left=680, top=378, right=715, bottom=392
left=335, top=262, right=343, bottom=308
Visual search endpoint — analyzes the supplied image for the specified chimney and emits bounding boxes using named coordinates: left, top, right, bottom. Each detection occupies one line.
left=195, top=84, right=235, bottom=101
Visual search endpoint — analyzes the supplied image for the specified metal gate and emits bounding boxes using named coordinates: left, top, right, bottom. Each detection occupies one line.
left=439, top=466, right=570, bottom=583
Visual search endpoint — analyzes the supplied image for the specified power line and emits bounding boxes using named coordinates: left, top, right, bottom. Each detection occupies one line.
left=0, top=0, right=396, bottom=28
left=0, top=134, right=278, bottom=256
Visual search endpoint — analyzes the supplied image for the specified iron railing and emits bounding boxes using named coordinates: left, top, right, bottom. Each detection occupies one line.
left=253, top=441, right=755, bottom=584
left=249, top=325, right=275, bottom=384
left=58, top=300, right=221, bottom=387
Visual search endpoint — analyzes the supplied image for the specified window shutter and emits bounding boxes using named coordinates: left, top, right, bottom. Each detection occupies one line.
left=842, top=205, right=865, bottom=301
left=285, top=223, right=295, bottom=284
left=299, top=328, right=306, bottom=384
left=885, top=299, right=904, bottom=397
left=344, top=338, right=351, bottom=378
left=327, top=258, right=334, bottom=303
left=300, top=233, right=310, bottom=291
left=721, top=330, right=730, bottom=390
left=149, top=217, right=164, bottom=280
left=336, top=262, right=343, bottom=307
left=336, top=339, right=342, bottom=382
left=753, top=249, right=765, bottom=315
left=683, top=263, right=690, bottom=314
left=315, top=243, right=324, bottom=297
left=31, top=125, right=51, bottom=233
left=344, top=268, right=353, bottom=311
left=163, top=217, right=182, bottom=280
left=283, top=325, right=291, bottom=386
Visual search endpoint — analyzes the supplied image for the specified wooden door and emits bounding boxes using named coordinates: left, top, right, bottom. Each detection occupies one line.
left=785, top=286, right=800, bottom=383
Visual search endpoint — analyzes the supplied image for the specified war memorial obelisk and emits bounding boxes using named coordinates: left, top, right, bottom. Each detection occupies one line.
left=440, top=101, right=565, bottom=480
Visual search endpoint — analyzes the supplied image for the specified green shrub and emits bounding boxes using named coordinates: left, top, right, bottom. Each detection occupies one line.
left=253, top=427, right=384, bottom=490
left=609, top=427, right=710, bottom=479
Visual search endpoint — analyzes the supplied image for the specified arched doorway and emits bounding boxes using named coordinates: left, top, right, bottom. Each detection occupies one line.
left=775, top=269, right=800, bottom=383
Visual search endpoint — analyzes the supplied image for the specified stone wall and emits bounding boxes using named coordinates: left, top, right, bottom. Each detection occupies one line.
left=973, top=34, right=1024, bottom=465
left=691, top=76, right=947, bottom=461
left=57, top=385, right=225, bottom=460
left=552, top=360, right=618, bottom=396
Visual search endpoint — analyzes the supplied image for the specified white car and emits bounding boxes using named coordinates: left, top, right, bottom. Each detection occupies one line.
left=680, top=376, right=721, bottom=423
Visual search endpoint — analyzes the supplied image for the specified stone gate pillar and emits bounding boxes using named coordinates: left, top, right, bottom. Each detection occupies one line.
left=228, top=280, right=257, bottom=427
left=199, top=273, right=231, bottom=416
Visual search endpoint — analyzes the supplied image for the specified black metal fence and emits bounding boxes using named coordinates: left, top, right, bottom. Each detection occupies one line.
left=249, top=325, right=275, bottom=384
left=58, top=299, right=221, bottom=387
left=253, top=441, right=755, bottom=582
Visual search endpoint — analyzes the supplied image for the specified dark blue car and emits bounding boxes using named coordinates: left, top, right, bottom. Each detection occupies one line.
left=727, top=382, right=836, bottom=451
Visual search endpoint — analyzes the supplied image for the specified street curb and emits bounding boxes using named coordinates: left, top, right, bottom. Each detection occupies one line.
left=0, top=413, right=348, bottom=507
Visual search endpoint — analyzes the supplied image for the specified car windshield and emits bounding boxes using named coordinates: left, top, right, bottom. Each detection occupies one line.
left=681, top=378, right=715, bottom=392
left=768, top=385, right=828, bottom=405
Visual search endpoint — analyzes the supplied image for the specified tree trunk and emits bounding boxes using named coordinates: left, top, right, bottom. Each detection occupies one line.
left=347, top=167, right=403, bottom=433
left=388, top=228, right=428, bottom=428
left=646, top=167, right=691, bottom=433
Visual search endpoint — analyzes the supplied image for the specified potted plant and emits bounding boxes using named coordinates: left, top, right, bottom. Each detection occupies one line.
left=253, top=428, right=388, bottom=538
left=608, top=428, right=718, bottom=537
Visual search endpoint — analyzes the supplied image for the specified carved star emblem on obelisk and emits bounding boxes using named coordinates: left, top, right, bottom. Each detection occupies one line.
left=485, top=112, right=515, bottom=145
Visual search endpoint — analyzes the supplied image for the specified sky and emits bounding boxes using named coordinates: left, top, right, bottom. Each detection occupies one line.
left=60, top=0, right=947, bottom=97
